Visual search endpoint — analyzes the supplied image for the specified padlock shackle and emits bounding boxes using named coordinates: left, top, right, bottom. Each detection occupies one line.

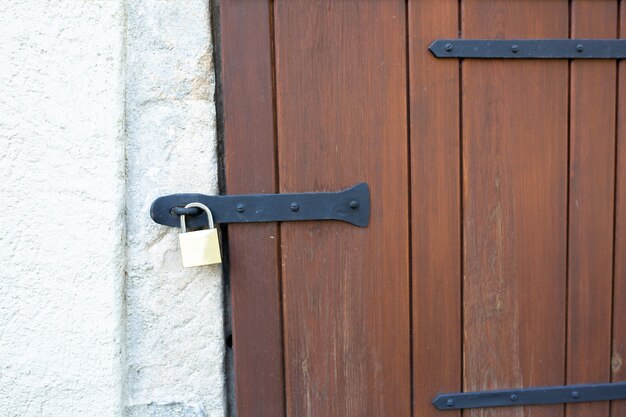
left=180, top=202, right=215, bottom=233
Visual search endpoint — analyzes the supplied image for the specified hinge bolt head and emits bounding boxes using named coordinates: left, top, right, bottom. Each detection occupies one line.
left=510, top=394, right=518, bottom=401
left=236, top=204, right=245, bottom=213
left=445, top=43, right=453, bottom=52
left=511, top=44, right=519, bottom=53
left=571, top=391, right=580, bottom=399
left=576, top=44, right=584, bottom=52
left=349, top=200, right=359, bottom=209
left=446, top=399, right=455, bottom=407
left=290, top=202, right=300, bottom=212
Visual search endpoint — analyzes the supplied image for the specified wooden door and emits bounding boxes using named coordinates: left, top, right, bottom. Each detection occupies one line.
left=220, top=1, right=626, bottom=416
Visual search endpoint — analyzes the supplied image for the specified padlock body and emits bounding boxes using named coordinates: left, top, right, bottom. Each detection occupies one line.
left=179, top=228, right=222, bottom=267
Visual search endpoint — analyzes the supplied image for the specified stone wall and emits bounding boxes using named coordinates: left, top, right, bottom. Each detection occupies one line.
left=0, top=1, right=224, bottom=416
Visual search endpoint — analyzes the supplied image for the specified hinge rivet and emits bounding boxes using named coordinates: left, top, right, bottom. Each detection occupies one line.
left=290, top=202, right=300, bottom=212
left=446, top=399, right=455, bottom=407
left=510, top=394, right=518, bottom=401
left=511, top=44, right=519, bottom=53
left=349, top=200, right=359, bottom=209
left=445, top=43, right=453, bottom=52
left=576, top=44, right=584, bottom=52
left=236, top=204, right=245, bottom=213
left=571, top=391, right=580, bottom=399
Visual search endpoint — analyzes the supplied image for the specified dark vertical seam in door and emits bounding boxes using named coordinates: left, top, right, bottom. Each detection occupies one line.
left=404, top=2, right=414, bottom=416
left=269, top=1, right=287, bottom=416
left=610, top=7, right=621, bottom=417
left=610, top=8, right=622, bottom=417
left=611, top=0, right=622, bottom=396
left=564, top=4, right=572, bottom=415
left=610, top=5, right=621, bottom=416
left=208, top=2, right=232, bottom=415
left=458, top=3, right=464, bottom=415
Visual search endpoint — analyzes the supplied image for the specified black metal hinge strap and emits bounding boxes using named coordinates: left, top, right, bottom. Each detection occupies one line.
left=429, top=39, right=626, bottom=59
left=433, top=382, right=626, bottom=410
left=150, top=182, right=370, bottom=228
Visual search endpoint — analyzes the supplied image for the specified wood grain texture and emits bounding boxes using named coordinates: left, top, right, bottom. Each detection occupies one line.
left=567, top=2, right=617, bottom=417
left=461, top=2, right=569, bottom=417
left=408, top=2, right=461, bottom=417
left=273, top=1, right=410, bottom=416
left=612, top=3, right=626, bottom=415
left=221, top=2, right=285, bottom=416
left=221, top=3, right=624, bottom=417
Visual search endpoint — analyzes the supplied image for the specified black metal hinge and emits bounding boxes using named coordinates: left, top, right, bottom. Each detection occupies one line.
left=433, top=382, right=626, bottom=410
left=150, top=182, right=370, bottom=228
left=429, top=39, right=626, bottom=59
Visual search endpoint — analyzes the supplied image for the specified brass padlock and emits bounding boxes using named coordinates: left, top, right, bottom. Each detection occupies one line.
left=178, top=202, right=222, bottom=267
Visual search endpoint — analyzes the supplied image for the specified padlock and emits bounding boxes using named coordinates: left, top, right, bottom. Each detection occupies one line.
left=178, top=202, right=222, bottom=267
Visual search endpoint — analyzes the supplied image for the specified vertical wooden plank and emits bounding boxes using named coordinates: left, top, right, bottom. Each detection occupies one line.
left=408, top=2, right=461, bottom=417
left=221, top=2, right=285, bottom=417
left=462, top=2, right=568, bottom=417
left=567, top=3, right=617, bottom=417
left=273, top=1, right=410, bottom=416
left=612, top=2, right=626, bottom=415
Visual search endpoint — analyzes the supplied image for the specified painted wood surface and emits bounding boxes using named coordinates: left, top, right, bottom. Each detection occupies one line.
left=221, top=2, right=285, bottom=416
left=273, top=2, right=410, bottom=416
left=408, top=1, right=461, bottom=417
left=222, top=2, right=624, bottom=416
left=462, top=2, right=569, bottom=416
left=567, top=2, right=617, bottom=417
left=612, top=2, right=626, bottom=416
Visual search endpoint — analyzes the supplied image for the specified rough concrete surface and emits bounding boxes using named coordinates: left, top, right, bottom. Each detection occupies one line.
left=0, top=1, right=127, bottom=415
left=124, top=1, right=224, bottom=416
left=0, top=0, right=224, bottom=416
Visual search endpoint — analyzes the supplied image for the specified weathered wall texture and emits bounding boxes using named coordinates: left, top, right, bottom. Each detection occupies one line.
left=124, top=1, right=224, bottom=416
left=0, top=1, right=127, bottom=415
left=0, top=1, right=224, bottom=416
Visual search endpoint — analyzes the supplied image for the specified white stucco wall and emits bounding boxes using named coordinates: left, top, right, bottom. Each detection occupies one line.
left=0, top=1, right=224, bottom=416
left=124, top=1, right=224, bottom=416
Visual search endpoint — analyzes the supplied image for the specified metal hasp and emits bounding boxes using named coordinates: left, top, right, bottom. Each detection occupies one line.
left=429, top=39, right=626, bottom=59
left=433, top=382, right=626, bottom=410
left=150, top=182, right=370, bottom=228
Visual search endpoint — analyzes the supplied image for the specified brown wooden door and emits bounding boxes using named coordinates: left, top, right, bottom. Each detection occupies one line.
left=220, top=1, right=626, bottom=416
